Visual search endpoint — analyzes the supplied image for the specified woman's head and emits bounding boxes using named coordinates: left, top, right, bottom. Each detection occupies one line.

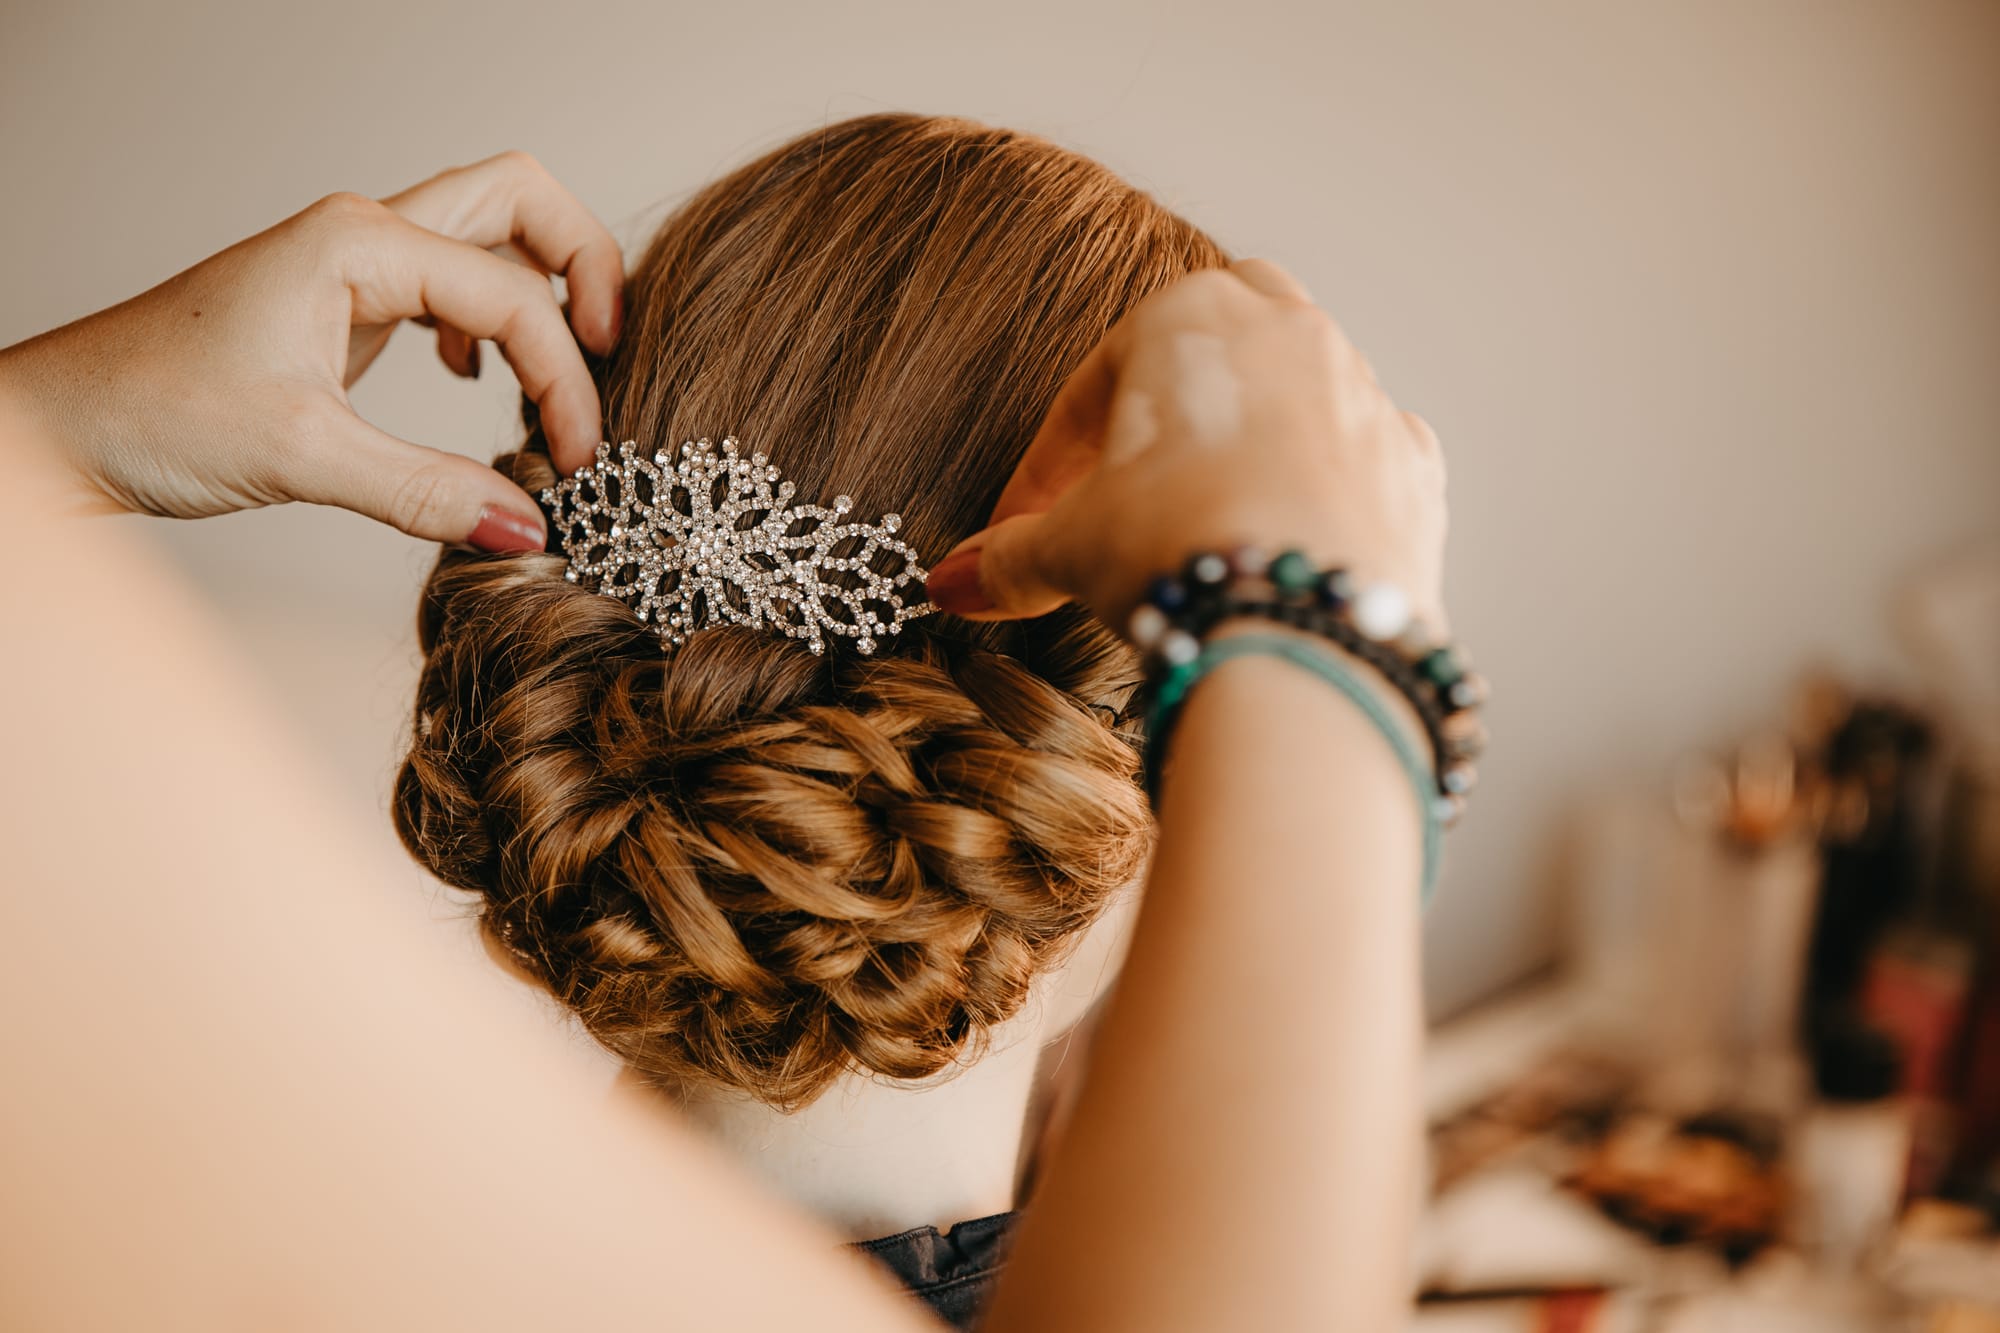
left=395, top=113, right=1226, bottom=1109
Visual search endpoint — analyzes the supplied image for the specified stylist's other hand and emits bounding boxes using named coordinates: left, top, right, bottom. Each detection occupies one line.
left=925, top=259, right=1448, bottom=635
left=0, top=151, right=621, bottom=550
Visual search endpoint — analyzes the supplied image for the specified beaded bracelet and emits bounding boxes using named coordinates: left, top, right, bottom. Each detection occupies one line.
left=1142, top=631, right=1448, bottom=902
left=1126, top=548, right=1488, bottom=873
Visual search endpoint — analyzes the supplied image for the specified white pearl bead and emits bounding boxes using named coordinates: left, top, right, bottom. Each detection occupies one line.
left=1127, top=603, right=1169, bottom=649
left=1160, top=629, right=1201, bottom=666
left=1352, top=582, right=1410, bottom=641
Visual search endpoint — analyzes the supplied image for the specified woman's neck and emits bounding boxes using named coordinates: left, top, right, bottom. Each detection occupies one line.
left=640, top=884, right=1143, bottom=1241
left=665, top=1026, right=1046, bottom=1240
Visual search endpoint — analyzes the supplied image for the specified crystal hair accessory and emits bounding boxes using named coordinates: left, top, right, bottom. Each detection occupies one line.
left=539, top=437, right=935, bottom=655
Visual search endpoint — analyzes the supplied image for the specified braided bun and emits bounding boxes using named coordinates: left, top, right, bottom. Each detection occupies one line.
left=393, top=113, right=1224, bottom=1108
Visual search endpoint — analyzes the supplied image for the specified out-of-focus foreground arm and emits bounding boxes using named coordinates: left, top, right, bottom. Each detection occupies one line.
left=0, top=407, right=934, bottom=1331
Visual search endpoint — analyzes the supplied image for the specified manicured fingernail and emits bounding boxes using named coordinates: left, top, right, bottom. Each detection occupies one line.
left=608, top=288, right=625, bottom=344
left=926, top=548, right=991, bottom=615
left=467, top=340, right=482, bottom=379
left=467, top=505, right=546, bottom=554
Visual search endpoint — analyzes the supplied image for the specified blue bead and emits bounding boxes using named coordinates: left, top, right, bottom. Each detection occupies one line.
left=1147, top=574, right=1190, bottom=611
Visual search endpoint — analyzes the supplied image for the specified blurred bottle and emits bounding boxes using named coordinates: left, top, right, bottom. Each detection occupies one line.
left=1932, top=766, right=2000, bottom=1215
left=1795, top=1021, right=1912, bottom=1270
left=1894, top=545, right=2000, bottom=1212
left=1799, top=698, right=1937, bottom=1075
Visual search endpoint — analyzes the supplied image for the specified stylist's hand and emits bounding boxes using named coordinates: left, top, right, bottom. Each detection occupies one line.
left=925, top=259, right=1448, bottom=634
left=0, top=151, right=620, bottom=550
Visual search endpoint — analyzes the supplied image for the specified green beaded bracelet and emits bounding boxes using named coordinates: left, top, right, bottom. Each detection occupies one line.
left=1141, top=631, right=1444, bottom=905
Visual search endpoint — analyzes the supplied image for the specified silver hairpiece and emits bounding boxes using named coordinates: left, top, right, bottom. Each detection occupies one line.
left=539, top=437, right=934, bottom=655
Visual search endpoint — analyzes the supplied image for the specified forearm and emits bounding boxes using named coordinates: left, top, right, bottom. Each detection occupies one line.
left=0, top=312, right=152, bottom=516
left=986, top=636, right=1426, bottom=1332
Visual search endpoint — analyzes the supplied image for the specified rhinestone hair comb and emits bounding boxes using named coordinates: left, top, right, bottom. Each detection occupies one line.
left=539, top=437, right=935, bottom=655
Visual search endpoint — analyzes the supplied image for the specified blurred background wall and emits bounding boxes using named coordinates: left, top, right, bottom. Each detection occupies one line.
left=3, top=0, right=1995, bottom=1018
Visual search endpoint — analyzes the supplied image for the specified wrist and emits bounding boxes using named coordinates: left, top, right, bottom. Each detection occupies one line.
left=0, top=331, right=122, bottom=517
left=1126, top=546, right=1483, bottom=817
left=1125, top=545, right=1488, bottom=903
left=1143, top=625, right=1448, bottom=901
left=1204, top=615, right=1432, bottom=767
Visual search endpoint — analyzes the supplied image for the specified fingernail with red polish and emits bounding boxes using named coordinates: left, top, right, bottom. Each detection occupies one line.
left=467, top=505, right=546, bottom=554
left=467, top=341, right=482, bottom=379
left=608, top=289, right=625, bottom=344
left=925, top=548, right=991, bottom=615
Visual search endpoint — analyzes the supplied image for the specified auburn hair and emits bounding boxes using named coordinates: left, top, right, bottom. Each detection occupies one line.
left=394, top=113, right=1227, bottom=1109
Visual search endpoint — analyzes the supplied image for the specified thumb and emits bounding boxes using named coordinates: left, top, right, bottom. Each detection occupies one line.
left=301, top=411, right=549, bottom=551
left=926, top=511, right=1073, bottom=621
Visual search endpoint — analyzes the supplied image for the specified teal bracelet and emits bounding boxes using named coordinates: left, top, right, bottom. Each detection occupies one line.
left=1141, top=631, right=1444, bottom=905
